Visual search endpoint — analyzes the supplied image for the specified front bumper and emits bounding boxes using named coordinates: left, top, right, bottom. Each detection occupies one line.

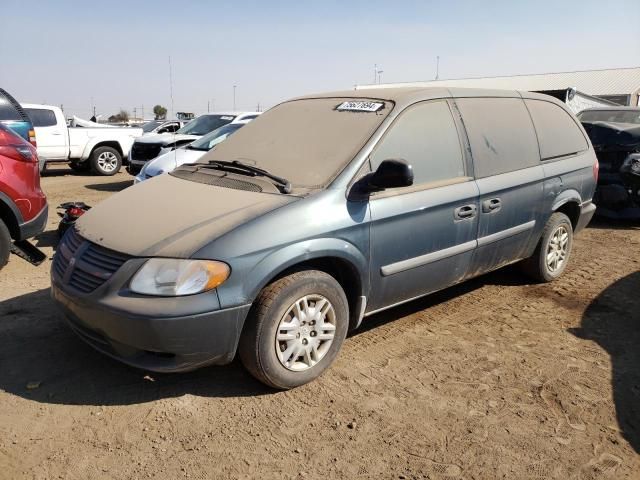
left=17, top=204, right=48, bottom=241
left=51, top=281, right=251, bottom=372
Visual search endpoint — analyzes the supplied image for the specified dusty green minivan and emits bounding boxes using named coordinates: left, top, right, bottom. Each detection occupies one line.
left=52, top=87, right=597, bottom=388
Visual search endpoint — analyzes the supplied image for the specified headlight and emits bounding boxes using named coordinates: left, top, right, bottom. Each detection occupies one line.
left=130, top=259, right=230, bottom=296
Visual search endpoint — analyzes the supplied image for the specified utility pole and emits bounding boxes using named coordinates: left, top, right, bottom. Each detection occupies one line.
left=373, top=64, right=377, bottom=84
left=435, top=56, right=440, bottom=80
left=233, top=85, right=237, bottom=111
left=133, top=107, right=137, bottom=120
left=207, top=100, right=210, bottom=113
left=169, top=56, right=174, bottom=119
left=141, top=105, right=144, bottom=121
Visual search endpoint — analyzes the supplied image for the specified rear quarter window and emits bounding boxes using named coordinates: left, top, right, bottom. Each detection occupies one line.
left=0, top=91, right=24, bottom=121
left=525, top=99, right=588, bottom=160
left=25, top=108, right=57, bottom=127
left=456, top=97, right=539, bottom=178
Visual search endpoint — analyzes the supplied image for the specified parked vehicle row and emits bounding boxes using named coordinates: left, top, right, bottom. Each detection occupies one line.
left=127, top=112, right=260, bottom=176
left=21, top=104, right=142, bottom=175
left=51, top=87, right=597, bottom=389
left=134, top=120, right=255, bottom=183
left=577, top=107, right=640, bottom=219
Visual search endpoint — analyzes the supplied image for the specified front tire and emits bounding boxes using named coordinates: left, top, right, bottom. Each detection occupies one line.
left=90, top=147, right=121, bottom=176
left=239, top=270, right=349, bottom=389
left=522, top=212, right=573, bottom=282
left=0, top=219, right=11, bottom=270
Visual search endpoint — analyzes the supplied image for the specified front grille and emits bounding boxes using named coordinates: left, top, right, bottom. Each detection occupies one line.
left=131, top=142, right=162, bottom=161
left=53, top=229, right=131, bottom=293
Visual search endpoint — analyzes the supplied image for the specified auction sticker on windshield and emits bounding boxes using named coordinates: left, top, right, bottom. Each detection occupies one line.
left=336, top=101, right=384, bottom=112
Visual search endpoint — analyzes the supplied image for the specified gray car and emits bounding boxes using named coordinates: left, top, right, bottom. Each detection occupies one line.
left=51, top=87, right=597, bottom=389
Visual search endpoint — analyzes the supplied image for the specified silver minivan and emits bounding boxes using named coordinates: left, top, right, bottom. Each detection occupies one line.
left=51, top=87, right=597, bottom=389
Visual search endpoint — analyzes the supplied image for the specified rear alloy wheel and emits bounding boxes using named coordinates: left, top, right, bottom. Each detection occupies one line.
left=522, top=212, right=573, bottom=282
left=239, top=270, right=349, bottom=389
left=0, top=219, right=11, bottom=270
left=90, top=146, right=122, bottom=176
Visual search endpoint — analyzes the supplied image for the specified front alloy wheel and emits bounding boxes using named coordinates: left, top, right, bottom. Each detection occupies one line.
left=239, top=270, right=349, bottom=389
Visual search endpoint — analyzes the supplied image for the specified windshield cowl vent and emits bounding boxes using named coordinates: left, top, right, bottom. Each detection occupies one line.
left=170, top=168, right=266, bottom=193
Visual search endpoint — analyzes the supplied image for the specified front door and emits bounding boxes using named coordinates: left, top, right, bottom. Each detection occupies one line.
left=367, top=100, right=479, bottom=312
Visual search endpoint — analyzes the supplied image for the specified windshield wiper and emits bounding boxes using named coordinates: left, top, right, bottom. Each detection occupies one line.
left=201, top=160, right=292, bottom=193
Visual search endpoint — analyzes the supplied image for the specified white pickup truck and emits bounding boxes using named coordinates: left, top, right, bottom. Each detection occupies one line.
left=22, top=104, right=142, bottom=175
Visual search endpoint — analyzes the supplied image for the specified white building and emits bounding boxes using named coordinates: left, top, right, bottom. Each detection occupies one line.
left=357, top=66, right=640, bottom=107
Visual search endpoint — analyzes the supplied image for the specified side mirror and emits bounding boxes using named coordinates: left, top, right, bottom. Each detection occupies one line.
left=368, top=159, right=414, bottom=191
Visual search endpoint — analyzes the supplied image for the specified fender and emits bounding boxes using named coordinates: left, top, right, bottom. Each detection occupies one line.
left=81, top=138, right=126, bottom=160
left=217, top=237, right=369, bottom=309
left=0, top=191, right=23, bottom=225
left=551, top=188, right=582, bottom=212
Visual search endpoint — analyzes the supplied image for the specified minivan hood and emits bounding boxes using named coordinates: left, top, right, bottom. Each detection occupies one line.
left=135, top=133, right=200, bottom=146
left=75, top=174, right=297, bottom=257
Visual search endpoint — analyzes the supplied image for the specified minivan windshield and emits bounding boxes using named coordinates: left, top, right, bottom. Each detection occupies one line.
left=177, top=114, right=236, bottom=136
left=198, top=98, right=392, bottom=188
left=188, top=123, right=243, bottom=151
left=578, top=109, right=640, bottom=125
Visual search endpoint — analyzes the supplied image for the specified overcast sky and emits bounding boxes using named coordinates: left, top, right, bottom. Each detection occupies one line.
left=1, top=0, right=638, bottom=119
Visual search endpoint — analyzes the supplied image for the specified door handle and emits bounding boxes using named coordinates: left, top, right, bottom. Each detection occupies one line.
left=454, top=204, right=477, bottom=220
left=482, top=198, right=502, bottom=213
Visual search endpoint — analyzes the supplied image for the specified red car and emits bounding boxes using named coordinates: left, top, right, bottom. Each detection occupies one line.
left=0, top=123, right=48, bottom=269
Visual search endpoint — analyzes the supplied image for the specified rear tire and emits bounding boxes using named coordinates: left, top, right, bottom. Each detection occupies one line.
left=0, top=219, right=11, bottom=270
left=522, top=212, right=573, bottom=282
left=90, top=147, right=121, bottom=176
left=239, top=270, right=349, bottom=389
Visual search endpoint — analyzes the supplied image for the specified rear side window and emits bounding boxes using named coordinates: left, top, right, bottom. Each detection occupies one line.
left=525, top=100, right=588, bottom=160
left=0, top=91, right=24, bottom=121
left=25, top=108, right=57, bottom=127
left=456, top=97, right=539, bottom=178
left=370, top=100, right=465, bottom=186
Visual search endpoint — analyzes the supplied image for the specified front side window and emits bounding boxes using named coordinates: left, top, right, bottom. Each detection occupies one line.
left=370, top=100, right=465, bottom=186
left=456, top=97, right=539, bottom=178
left=526, top=100, right=588, bottom=160
left=24, top=108, right=57, bottom=127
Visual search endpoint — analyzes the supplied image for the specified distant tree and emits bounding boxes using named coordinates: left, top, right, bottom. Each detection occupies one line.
left=117, top=109, right=130, bottom=123
left=153, top=105, right=168, bottom=120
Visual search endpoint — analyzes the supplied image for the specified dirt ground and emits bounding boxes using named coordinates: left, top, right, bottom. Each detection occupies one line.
left=0, top=165, right=639, bottom=479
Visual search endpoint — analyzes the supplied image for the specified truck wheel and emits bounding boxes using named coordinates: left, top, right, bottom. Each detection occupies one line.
left=90, top=147, right=121, bottom=176
left=69, top=160, right=90, bottom=173
left=0, top=219, right=11, bottom=270
left=239, top=270, right=349, bottom=389
left=522, top=212, right=573, bottom=282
